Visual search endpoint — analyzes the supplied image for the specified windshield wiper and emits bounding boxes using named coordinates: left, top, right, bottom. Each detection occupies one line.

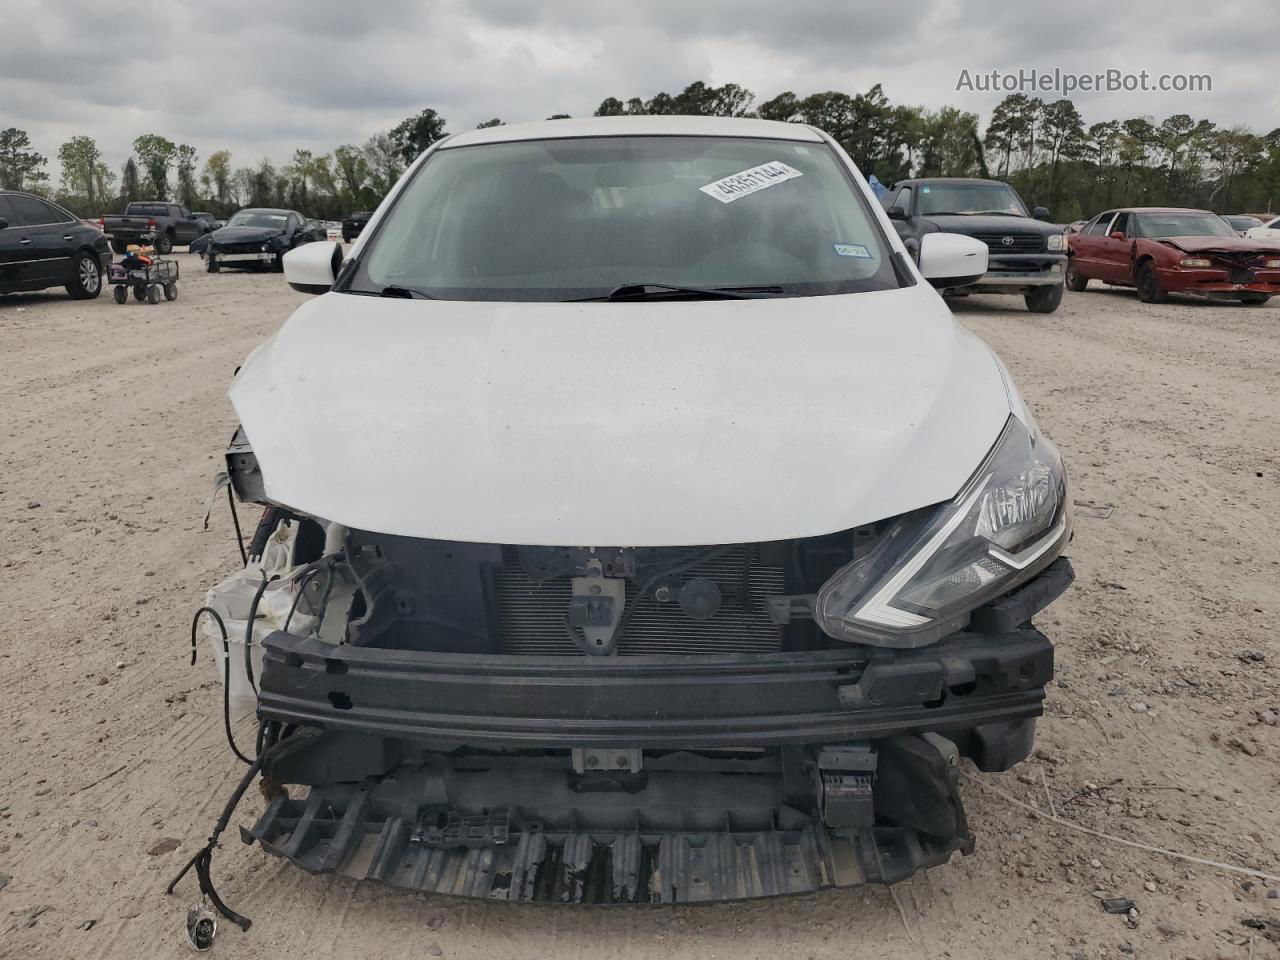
left=374, top=284, right=436, bottom=300
left=569, top=282, right=786, bottom=302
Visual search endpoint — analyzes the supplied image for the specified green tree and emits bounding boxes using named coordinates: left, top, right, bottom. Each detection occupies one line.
left=389, top=108, right=447, bottom=165
left=0, top=127, right=48, bottom=190
left=175, top=144, right=199, bottom=209
left=333, top=144, right=371, bottom=209
left=363, top=133, right=404, bottom=197
left=120, top=156, right=141, bottom=204
left=132, top=134, right=177, bottom=199
left=202, top=150, right=233, bottom=209
left=57, top=135, right=105, bottom=207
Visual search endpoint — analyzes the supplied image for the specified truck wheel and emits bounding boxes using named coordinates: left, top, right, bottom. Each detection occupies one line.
left=1239, top=293, right=1270, bottom=306
left=1024, top=283, right=1064, bottom=314
left=154, top=231, right=174, bottom=255
left=1136, top=262, right=1166, bottom=303
left=113, top=285, right=128, bottom=304
left=111, top=239, right=130, bottom=255
left=206, top=254, right=220, bottom=273
left=65, top=251, right=103, bottom=300
left=1065, top=258, right=1088, bottom=292
left=133, top=284, right=148, bottom=302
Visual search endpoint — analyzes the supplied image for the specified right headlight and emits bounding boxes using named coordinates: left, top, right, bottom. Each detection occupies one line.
left=815, top=416, right=1070, bottom=648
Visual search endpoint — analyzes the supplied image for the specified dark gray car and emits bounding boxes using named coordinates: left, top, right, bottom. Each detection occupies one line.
left=0, top=191, right=111, bottom=299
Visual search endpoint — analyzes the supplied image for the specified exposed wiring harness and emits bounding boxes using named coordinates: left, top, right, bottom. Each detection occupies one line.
left=227, top=485, right=247, bottom=567
left=166, top=722, right=284, bottom=932
left=189, top=607, right=253, bottom=765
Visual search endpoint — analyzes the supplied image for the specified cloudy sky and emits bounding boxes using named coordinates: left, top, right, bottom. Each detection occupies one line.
left=3, top=0, right=1275, bottom=180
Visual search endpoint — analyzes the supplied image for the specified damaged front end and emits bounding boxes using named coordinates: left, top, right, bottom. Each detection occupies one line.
left=191, top=424, right=1072, bottom=906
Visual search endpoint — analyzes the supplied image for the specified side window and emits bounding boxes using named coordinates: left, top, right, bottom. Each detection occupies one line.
left=1087, top=213, right=1114, bottom=236
left=289, top=213, right=303, bottom=231
left=897, top=187, right=913, bottom=215
left=180, top=207, right=191, bottom=218
left=1110, top=212, right=1129, bottom=236
left=0, top=195, right=13, bottom=225
left=9, top=195, right=57, bottom=226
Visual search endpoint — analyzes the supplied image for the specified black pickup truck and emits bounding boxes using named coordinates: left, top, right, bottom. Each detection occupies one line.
left=101, top=202, right=211, bottom=255
left=882, top=178, right=1067, bottom=313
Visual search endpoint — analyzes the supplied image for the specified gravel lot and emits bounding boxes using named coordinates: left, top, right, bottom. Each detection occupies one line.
left=1, top=259, right=1277, bottom=959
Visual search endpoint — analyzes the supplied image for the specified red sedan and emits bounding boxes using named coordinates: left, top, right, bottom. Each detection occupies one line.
left=1066, top=207, right=1280, bottom=305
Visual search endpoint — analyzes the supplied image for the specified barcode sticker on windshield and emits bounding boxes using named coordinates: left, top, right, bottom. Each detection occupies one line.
left=699, top=161, right=803, bottom=204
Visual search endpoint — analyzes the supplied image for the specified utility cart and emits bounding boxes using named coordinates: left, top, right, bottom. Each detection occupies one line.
left=108, top=255, right=180, bottom=304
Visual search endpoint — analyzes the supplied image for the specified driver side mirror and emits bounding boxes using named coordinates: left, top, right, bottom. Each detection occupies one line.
left=918, top=232, right=988, bottom=289
left=1032, top=206, right=1050, bottom=221
left=887, top=205, right=908, bottom=221
left=1109, top=231, right=1127, bottom=242
left=284, top=240, right=344, bottom=294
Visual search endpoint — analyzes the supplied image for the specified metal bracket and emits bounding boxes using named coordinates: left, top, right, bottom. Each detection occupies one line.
left=572, top=748, right=643, bottom=774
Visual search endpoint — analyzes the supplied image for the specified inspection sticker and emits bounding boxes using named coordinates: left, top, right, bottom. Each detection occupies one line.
left=833, top=242, right=872, bottom=258
left=699, top=161, right=803, bottom=204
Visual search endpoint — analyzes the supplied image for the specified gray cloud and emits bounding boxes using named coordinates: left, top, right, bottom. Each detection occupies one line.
left=1, top=0, right=1275, bottom=187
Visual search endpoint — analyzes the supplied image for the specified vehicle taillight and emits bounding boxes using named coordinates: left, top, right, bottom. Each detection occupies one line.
left=97, top=217, right=104, bottom=230
left=148, top=218, right=157, bottom=228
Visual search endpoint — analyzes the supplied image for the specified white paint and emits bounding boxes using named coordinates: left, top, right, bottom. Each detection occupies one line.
left=917, top=232, right=989, bottom=284
left=230, top=284, right=1012, bottom=546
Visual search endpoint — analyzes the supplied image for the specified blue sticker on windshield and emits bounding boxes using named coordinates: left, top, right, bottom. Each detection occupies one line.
left=833, top=242, right=872, bottom=259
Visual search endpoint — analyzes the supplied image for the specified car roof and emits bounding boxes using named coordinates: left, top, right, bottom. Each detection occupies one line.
left=440, top=115, right=826, bottom=149
left=894, top=177, right=1008, bottom=186
left=1103, top=207, right=1216, bottom=215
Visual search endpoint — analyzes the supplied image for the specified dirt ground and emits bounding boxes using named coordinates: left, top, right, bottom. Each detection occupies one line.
left=1, top=258, right=1277, bottom=960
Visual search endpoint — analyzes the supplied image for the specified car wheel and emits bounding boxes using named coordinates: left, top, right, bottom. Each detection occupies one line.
left=133, top=284, right=148, bottom=302
left=147, top=285, right=161, bottom=305
left=111, top=239, right=130, bottom=255
left=207, top=254, right=220, bottom=273
left=154, top=232, right=174, bottom=255
left=1239, top=293, right=1270, bottom=306
left=65, top=251, right=103, bottom=300
left=1136, top=262, right=1166, bottom=303
left=1024, top=283, right=1064, bottom=314
left=164, top=282, right=178, bottom=301
left=112, top=285, right=128, bottom=304
left=1065, top=258, right=1088, bottom=292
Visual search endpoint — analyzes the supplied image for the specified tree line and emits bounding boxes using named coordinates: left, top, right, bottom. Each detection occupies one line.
left=2, top=81, right=1278, bottom=223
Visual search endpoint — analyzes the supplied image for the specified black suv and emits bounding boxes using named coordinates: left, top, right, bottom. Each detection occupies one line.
left=882, top=178, right=1067, bottom=313
left=0, top=191, right=111, bottom=299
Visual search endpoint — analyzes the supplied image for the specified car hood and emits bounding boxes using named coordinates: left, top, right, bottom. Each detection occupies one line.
left=919, top=214, right=1055, bottom=236
left=230, top=287, right=1014, bottom=545
left=212, top=225, right=285, bottom=244
left=1155, top=235, right=1280, bottom=254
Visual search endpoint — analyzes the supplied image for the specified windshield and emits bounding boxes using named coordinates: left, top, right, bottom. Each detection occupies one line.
left=345, top=136, right=899, bottom=301
left=1136, top=213, right=1237, bottom=238
left=227, top=211, right=287, bottom=229
left=914, top=182, right=1029, bottom=217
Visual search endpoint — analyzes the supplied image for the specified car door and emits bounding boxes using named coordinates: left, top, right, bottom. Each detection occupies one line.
left=0, top=195, right=24, bottom=291
left=1094, top=212, right=1131, bottom=283
left=7, top=194, right=75, bottom=285
left=175, top=206, right=199, bottom=244
left=1071, top=212, right=1112, bottom=277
